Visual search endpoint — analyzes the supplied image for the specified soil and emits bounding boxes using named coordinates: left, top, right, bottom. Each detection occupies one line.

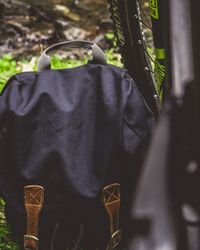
left=0, top=0, right=113, bottom=58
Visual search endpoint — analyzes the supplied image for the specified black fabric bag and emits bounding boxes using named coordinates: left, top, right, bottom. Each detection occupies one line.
left=0, top=41, right=155, bottom=250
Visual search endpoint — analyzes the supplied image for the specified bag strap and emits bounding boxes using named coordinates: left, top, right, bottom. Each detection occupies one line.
left=102, top=183, right=121, bottom=250
left=23, top=183, right=120, bottom=250
left=24, top=185, right=44, bottom=250
left=37, top=40, right=107, bottom=72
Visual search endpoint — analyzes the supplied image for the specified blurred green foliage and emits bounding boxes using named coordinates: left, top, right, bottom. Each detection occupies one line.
left=0, top=49, right=122, bottom=92
left=0, top=198, right=19, bottom=250
left=0, top=55, right=19, bottom=93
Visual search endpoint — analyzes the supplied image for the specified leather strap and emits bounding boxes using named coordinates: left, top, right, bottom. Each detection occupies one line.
left=24, top=185, right=44, bottom=250
left=102, top=183, right=121, bottom=250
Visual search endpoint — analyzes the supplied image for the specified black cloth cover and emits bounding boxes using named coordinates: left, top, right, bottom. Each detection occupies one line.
left=0, top=63, right=155, bottom=249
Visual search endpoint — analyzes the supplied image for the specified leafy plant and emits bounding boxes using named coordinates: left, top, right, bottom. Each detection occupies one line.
left=0, top=224, right=19, bottom=250
left=0, top=50, right=122, bottom=92
left=0, top=198, right=19, bottom=250
left=0, top=55, right=19, bottom=92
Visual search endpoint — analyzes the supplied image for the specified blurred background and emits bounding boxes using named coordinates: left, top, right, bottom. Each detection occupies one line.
left=0, top=0, right=122, bottom=92
left=0, top=0, right=115, bottom=57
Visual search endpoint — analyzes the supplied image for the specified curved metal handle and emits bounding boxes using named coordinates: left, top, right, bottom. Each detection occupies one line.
left=37, top=40, right=107, bottom=72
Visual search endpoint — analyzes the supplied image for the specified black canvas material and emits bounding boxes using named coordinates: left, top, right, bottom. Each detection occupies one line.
left=0, top=62, right=155, bottom=249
